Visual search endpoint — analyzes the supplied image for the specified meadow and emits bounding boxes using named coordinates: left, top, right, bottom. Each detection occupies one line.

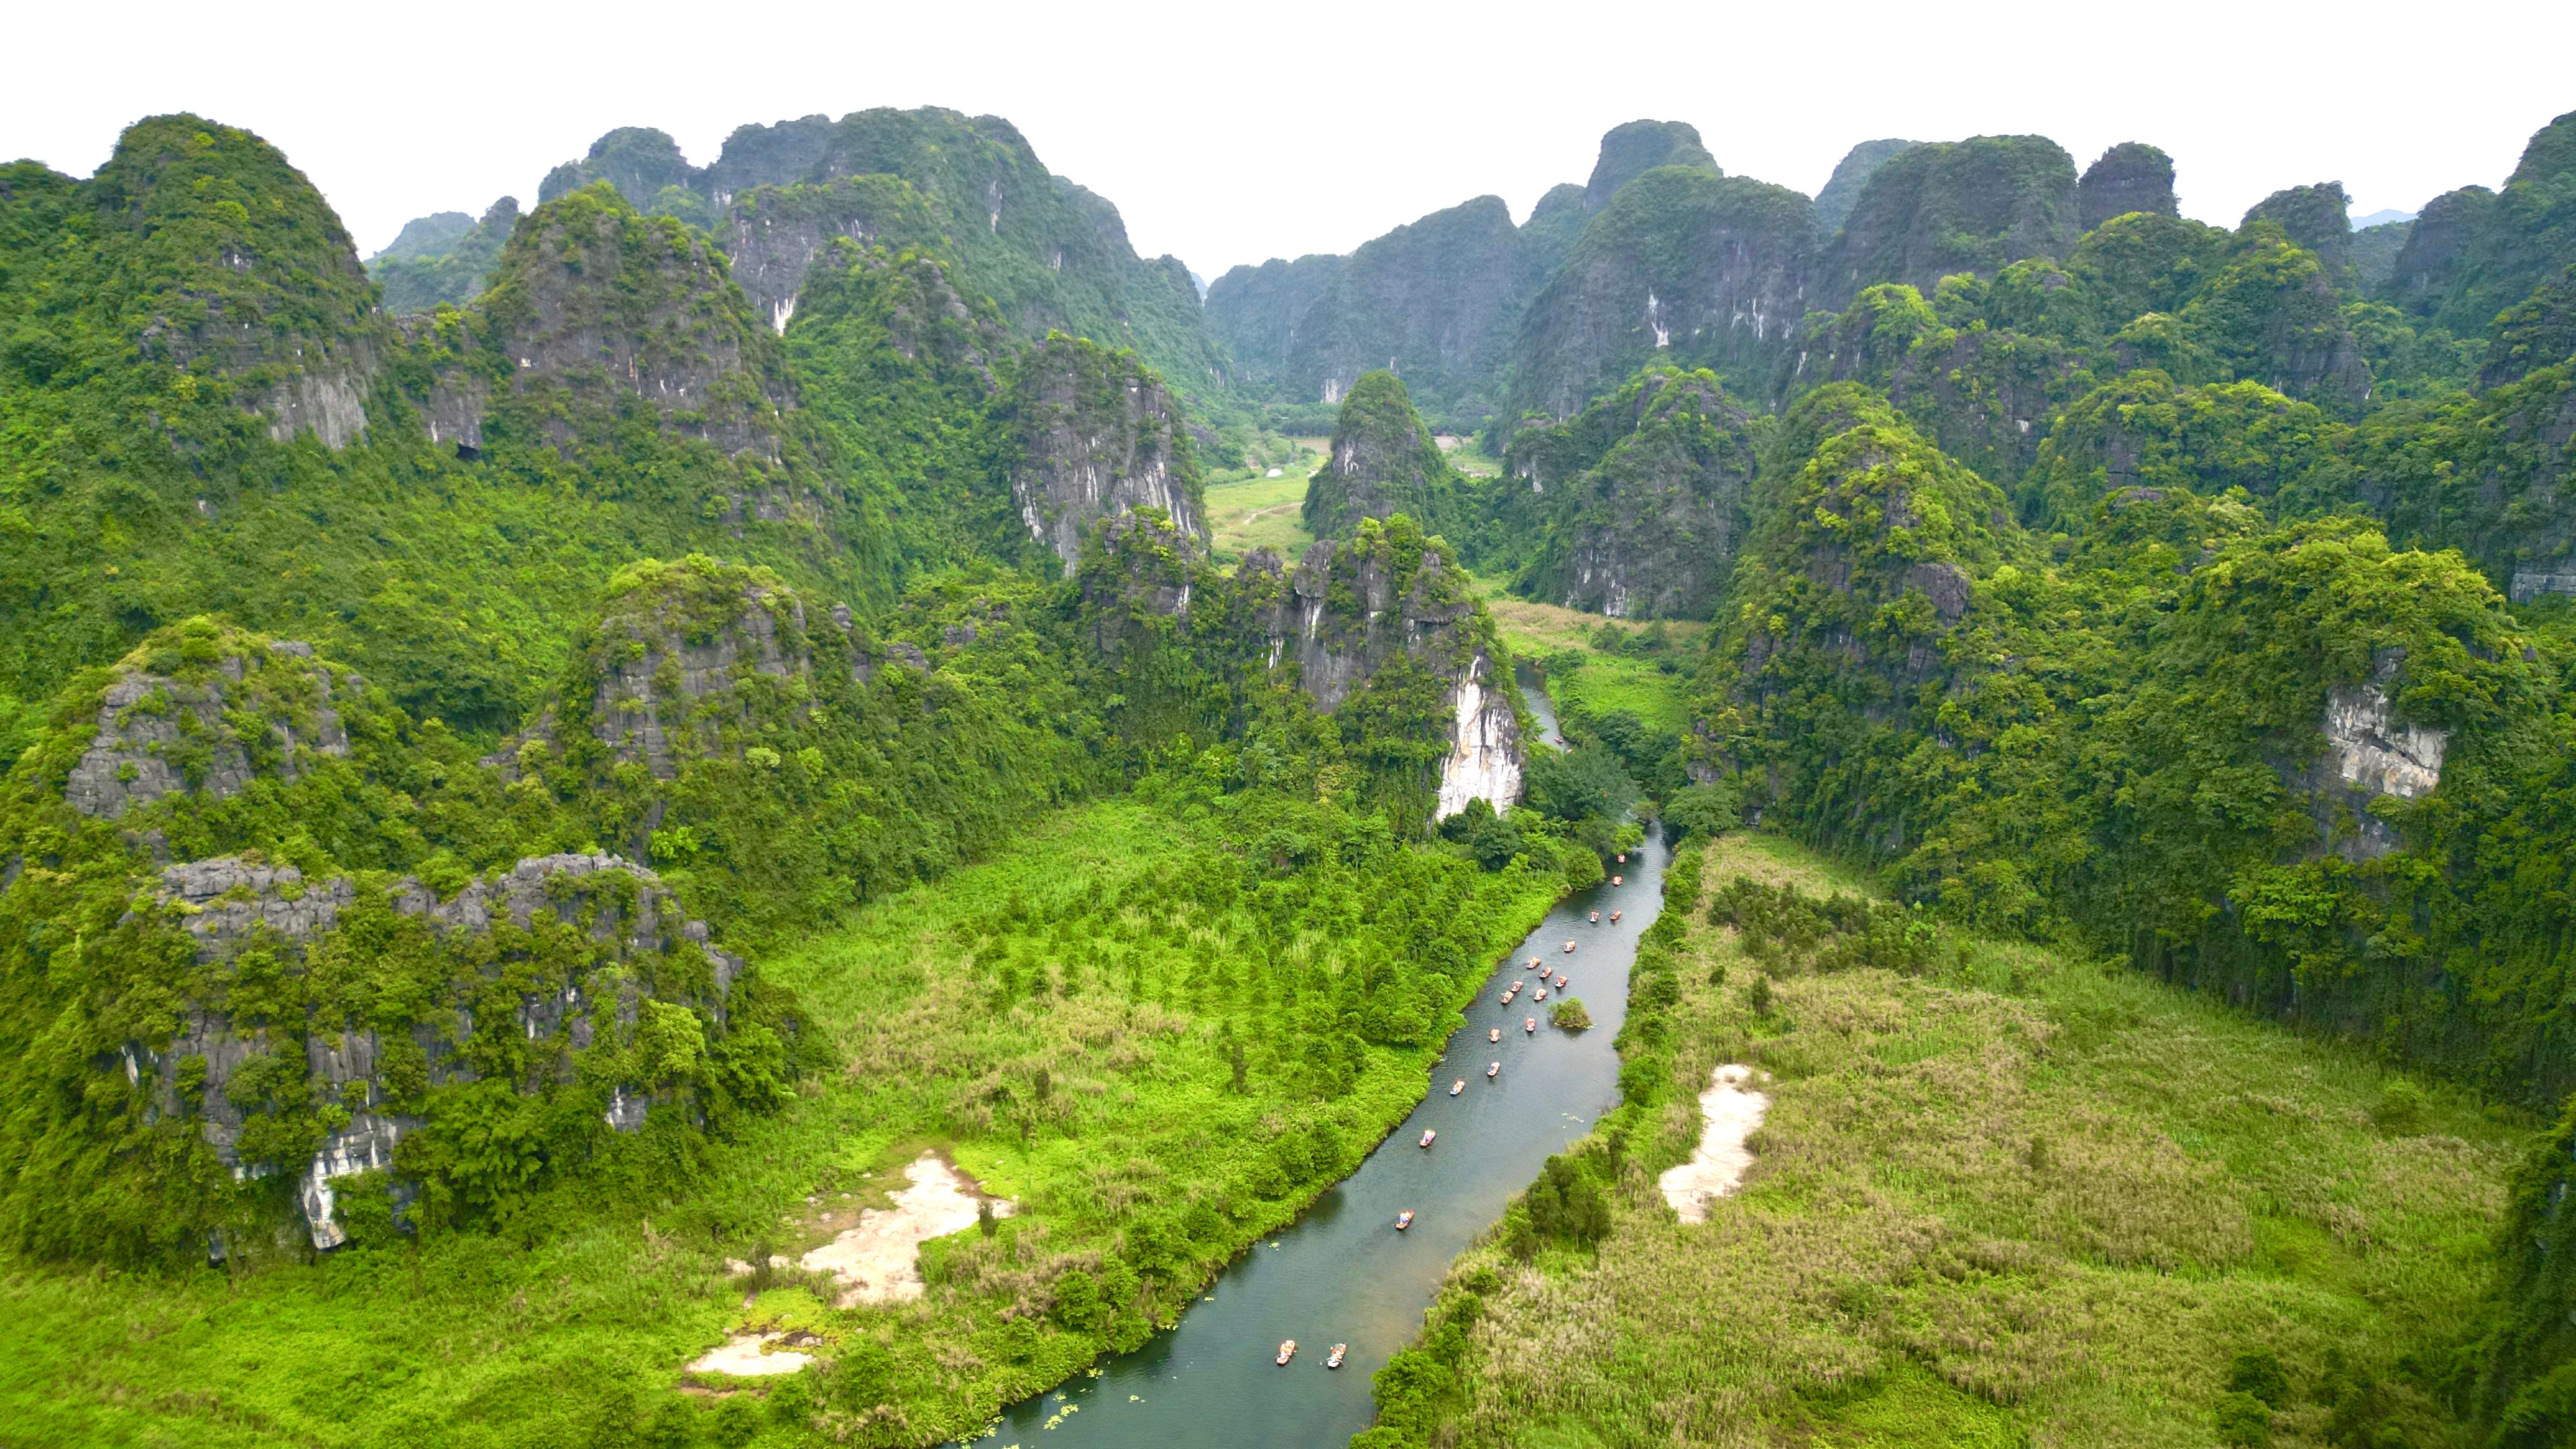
left=0, top=797, right=1567, bottom=1448
left=1200, top=438, right=1324, bottom=564
left=1371, top=832, right=2526, bottom=1449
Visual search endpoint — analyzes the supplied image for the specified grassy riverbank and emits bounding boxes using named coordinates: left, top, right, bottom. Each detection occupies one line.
left=1364, top=833, right=2527, bottom=1449
left=0, top=797, right=1570, bottom=1448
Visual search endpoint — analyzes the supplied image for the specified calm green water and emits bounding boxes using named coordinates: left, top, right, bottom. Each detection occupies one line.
left=964, top=827, right=1664, bottom=1448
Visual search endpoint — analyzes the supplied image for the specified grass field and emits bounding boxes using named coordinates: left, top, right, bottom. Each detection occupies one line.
left=1201, top=439, right=1324, bottom=565
left=1390, top=832, right=2526, bottom=1449
left=0, top=799, right=1564, bottom=1448
left=1476, top=587, right=1710, bottom=735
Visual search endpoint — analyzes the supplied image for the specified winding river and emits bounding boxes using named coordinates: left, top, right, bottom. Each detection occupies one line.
left=965, top=825, right=1665, bottom=1448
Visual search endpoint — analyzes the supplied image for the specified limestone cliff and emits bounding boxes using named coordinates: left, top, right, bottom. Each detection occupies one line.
left=1822, top=135, right=2081, bottom=307
left=1814, top=140, right=1919, bottom=234
left=541, top=108, right=1225, bottom=392
left=719, top=176, right=938, bottom=334
left=1583, top=121, right=1720, bottom=213
left=129, top=850, right=741, bottom=1250
left=1506, top=367, right=1758, bottom=618
left=1303, top=371, right=1466, bottom=540
left=2301, top=649, right=2446, bottom=861
left=2078, top=143, right=2178, bottom=230
left=1202, top=253, right=1345, bottom=394
left=2242, top=181, right=2355, bottom=282
left=1008, top=334, right=1208, bottom=573
left=2390, top=109, right=2576, bottom=337
left=1280, top=194, right=1555, bottom=422
left=1239, top=522, right=1523, bottom=818
left=1510, top=167, right=1819, bottom=421
left=87, top=115, right=396, bottom=449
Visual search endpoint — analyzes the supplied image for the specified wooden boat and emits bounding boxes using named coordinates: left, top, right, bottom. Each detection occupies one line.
left=1420, top=1130, right=1436, bottom=1148
left=1554, top=974, right=1567, bottom=988
left=1277, top=1340, right=1297, bottom=1366
left=1525, top=1017, right=1536, bottom=1033
left=1395, top=1211, right=1414, bottom=1230
left=1535, top=988, right=1547, bottom=1002
left=1563, top=941, right=1576, bottom=953
left=1616, top=853, right=1627, bottom=864
left=1450, top=1079, right=1465, bottom=1096
left=1588, top=910, right=1600, bottom=924
left=1610, top=910, right=1622, bottom=923
left=1612, top=875, right=1624, bottom=886
left=1326, top=1343, right=1348, bottom=1369
left=1489, top=1027, right=1501, bottom=1043
left=1487, top=1061, right=1501, bottom=1078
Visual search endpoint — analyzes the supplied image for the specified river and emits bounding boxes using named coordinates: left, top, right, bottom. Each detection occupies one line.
left=965, top=825, right=1665, bottom=1448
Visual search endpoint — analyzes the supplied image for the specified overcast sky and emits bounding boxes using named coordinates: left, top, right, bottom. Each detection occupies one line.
left=6, top=0, right=2570, bottom=280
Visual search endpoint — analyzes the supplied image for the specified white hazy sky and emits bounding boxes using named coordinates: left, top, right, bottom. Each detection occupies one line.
left=5, top=0, right=2571, bottom=280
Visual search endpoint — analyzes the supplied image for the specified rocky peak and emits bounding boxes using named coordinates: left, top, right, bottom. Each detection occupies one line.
left=1511, top=168, right=1818, bottom=422
left=2242, top=181, right=2354, bottom=280
left=1814, top=139, right=1920, bottom=234
left=2079, top=142, right=2178, bottom=229
left=1243, top=520, right=1523, bottom=818
left=1303, top=371, right=1462, bottom=539
left=88, top=115, right=392, bottom=449
left=1585, top=120, right=1721, bottom=211
left=470, top=183, right=798, bottom=466
left=1825, top=135, right=2080, bottom=306
left=538, top=126, right=694, bottom=208
left=578, top=558, right=813, bottom=780
left=1009, top=334, right=1208, bottom=574
left=63, top=632, right=357, bottom=821
left=1507, top=366, right=1758, bottom=619
left=1281, top=194, right=1543, bottom=420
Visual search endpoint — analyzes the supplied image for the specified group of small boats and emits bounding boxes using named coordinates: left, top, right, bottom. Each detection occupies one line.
left=1278, top=862, right=1644, bottom=1371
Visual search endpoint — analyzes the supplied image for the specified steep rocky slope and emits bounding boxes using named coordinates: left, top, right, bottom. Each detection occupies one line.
left=1200, top=252, right=1344, bottom=394
left=1505, top=366, right=1758, bottom=618
left=1821, top=135, right=2081, bottom=306
left=370, top=195, right=519, bottom=315
left=1303, top=371, right=1468, bottom=540
left=533, top=109, right=1224, bottom=394
left=1510, top=166, right=1820, bottom=421
left=2076, top=141, right=2177, bottom=228
left=1813, top=139, right=1919, bottom=233
left=2391, top=109, right=2576, bottom=339
left=1582, top=119, right=1719, bottom=211
left=1008, top=334, right=1208, bottom=572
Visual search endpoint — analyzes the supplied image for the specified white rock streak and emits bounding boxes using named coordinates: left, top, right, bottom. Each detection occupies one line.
left=1434, top=659, right=1523, bottom=820
left=1658, top=1064, right=1769, bottom=1222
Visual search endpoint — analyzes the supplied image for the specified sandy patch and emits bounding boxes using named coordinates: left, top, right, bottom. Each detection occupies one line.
left=798, top=1150, right=1012, bottom=1305
left=686, top=1332, right=814, bottom=1377
left=1658, top=1064, right=1770, bottom=1223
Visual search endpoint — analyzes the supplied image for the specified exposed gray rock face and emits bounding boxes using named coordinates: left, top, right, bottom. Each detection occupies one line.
left=425, top=372, right=486, bottom=454
left=130, top=850, right=739, bottom=1248
left=1239, top=540, right=1522, bottom=817
left=263, top=365, right=373, bottom=449
left=64, top=645, right=352, bottom=819
left=1009, top=334, right=1208, bottom=573
left=1507, top=368, right=1757, bottom=618
left=589, top=584, right=809, bottom=778
left=721, top=178, right=931, bottom=334
left=1584, top=120, right=1720, bottom=212
left=1822, top=135, right=2080, bottom=307
left=1202, top=253, right=1346, bottom=394
left=2242, top=181, right=2354, bottom=280
left=2078, top=143, right=2178, bottom=230
left=1815, top=140, right=1920, bottom=234
left=481, top=190, right=798, bottom=466
left=1282, top=194, right=1552, bottom=420
left=2305, top=651, right=2446, bottom=860
left=1512, top=169, right=1819, bottom=421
